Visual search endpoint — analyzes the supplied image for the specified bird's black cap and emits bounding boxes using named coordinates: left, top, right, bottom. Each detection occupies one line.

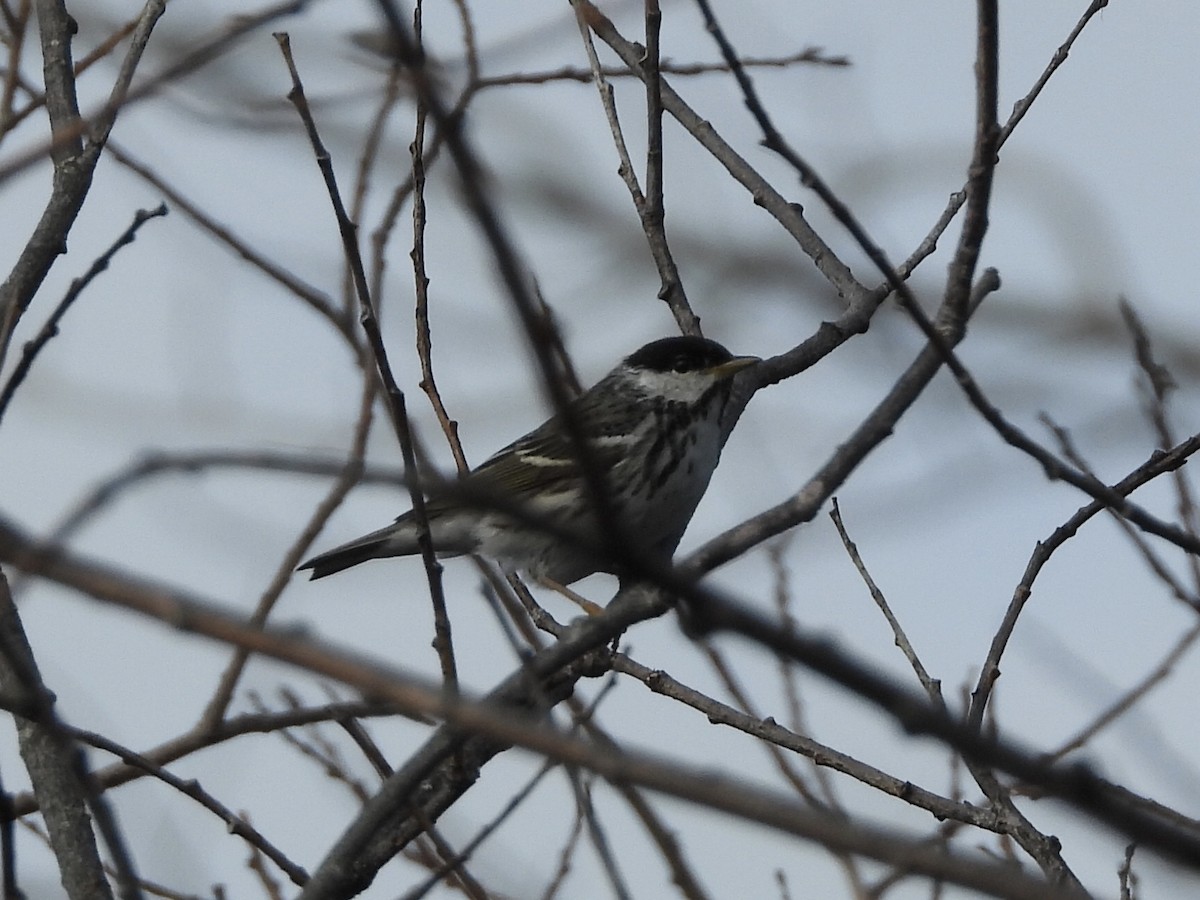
left=624, top=336, right=736, bottom=374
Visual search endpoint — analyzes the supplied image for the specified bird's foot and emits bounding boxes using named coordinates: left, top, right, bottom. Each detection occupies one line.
left=536, top=576, right=603, bottom=616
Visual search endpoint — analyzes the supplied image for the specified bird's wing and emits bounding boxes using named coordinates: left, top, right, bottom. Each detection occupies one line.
left=468, top=391, right=640, bottom=498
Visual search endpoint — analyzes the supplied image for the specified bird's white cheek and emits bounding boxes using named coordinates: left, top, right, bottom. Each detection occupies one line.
left=628, top=369, right=713, bottom=404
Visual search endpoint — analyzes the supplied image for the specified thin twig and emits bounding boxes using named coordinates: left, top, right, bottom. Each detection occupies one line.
left=16, top=449, right=401, bottom=580
left=108, top=143, right=353, bottom=342
left=255, top=690, right=374, bottom=805
left=198, top=367, right=378, bottom=729
left=999, top=0, right=1109, bottom=146
left=4, top=5, right=151, bottom=134
left=10, top=698, right=410, bottom=818
left=0, top=766, right=16, bottom=900
left=766, top=539, right=859, bottom=840
left=612, top=652, right=995, bottom=830
left=275, top=30, right=456, bottom=688
left=572, top=0, right=703, bottom=331
left=406, top=0, right=460, bottom=692
left=1118, top=843, right=1137, bottom=900
left=0, top=204, right=168, bottom=426
left=0, top=0, right=31, bottom=139
left=1044, top=621, right=1200, bottom=764
left=540, top=796, right=585, bottom=900
left=968, top=435, right=1200, bottom=728
left=69, top=726, right=308, bottom=886
left=576, top=0, right=864, bottom=305
left=1042, top=415, right=1199, bottom=611
left=1120, top=298, right=1200, bottom=587
left=0, top=0, right=315, bottom=187
left=411, top=70, right=468, bottom=475
left=895, top=0, right=1109, bottom=283
left=475, top=50, right=849, bottom=90
left=571, top=772, right=633, bottom=900
left=829, top=499, right=941, bottom=701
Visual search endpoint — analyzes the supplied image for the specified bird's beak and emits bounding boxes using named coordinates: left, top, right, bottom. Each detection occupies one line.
left=709, top=354, right=760, bottom=380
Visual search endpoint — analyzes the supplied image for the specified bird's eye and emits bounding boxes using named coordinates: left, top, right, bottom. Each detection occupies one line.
left=673, top=357, right=690, bottom=372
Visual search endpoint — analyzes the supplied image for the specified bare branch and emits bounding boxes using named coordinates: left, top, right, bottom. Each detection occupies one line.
left=0, top=203, right=167, bottom=426
left=275, top=30, right=456, bottom=691
left=69, top=726, right=308, bottom=886
left=0, top=573, right=114, bottom=899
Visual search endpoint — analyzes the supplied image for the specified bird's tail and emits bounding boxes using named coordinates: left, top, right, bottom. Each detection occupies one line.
left=299, top=528, right=397, bottom=579
left=299, top=517, right=464, bottom=580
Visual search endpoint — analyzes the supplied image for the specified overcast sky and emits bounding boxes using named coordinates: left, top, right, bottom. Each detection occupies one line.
left=2, top=2, right=1199, bottom=897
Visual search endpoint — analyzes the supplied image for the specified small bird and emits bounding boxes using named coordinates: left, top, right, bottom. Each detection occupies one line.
left=299, top=336, right=758, bottom=586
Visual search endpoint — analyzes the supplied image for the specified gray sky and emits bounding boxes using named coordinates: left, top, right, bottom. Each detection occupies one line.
left=2, top=1, right=1199, bottom=897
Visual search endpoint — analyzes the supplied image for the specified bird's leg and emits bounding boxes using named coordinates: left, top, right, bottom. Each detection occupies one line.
left=535, top=576, right=603, bottom=616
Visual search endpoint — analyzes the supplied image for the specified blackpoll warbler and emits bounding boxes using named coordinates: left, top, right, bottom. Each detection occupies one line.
left=299, top=336, right=758, bottom=585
